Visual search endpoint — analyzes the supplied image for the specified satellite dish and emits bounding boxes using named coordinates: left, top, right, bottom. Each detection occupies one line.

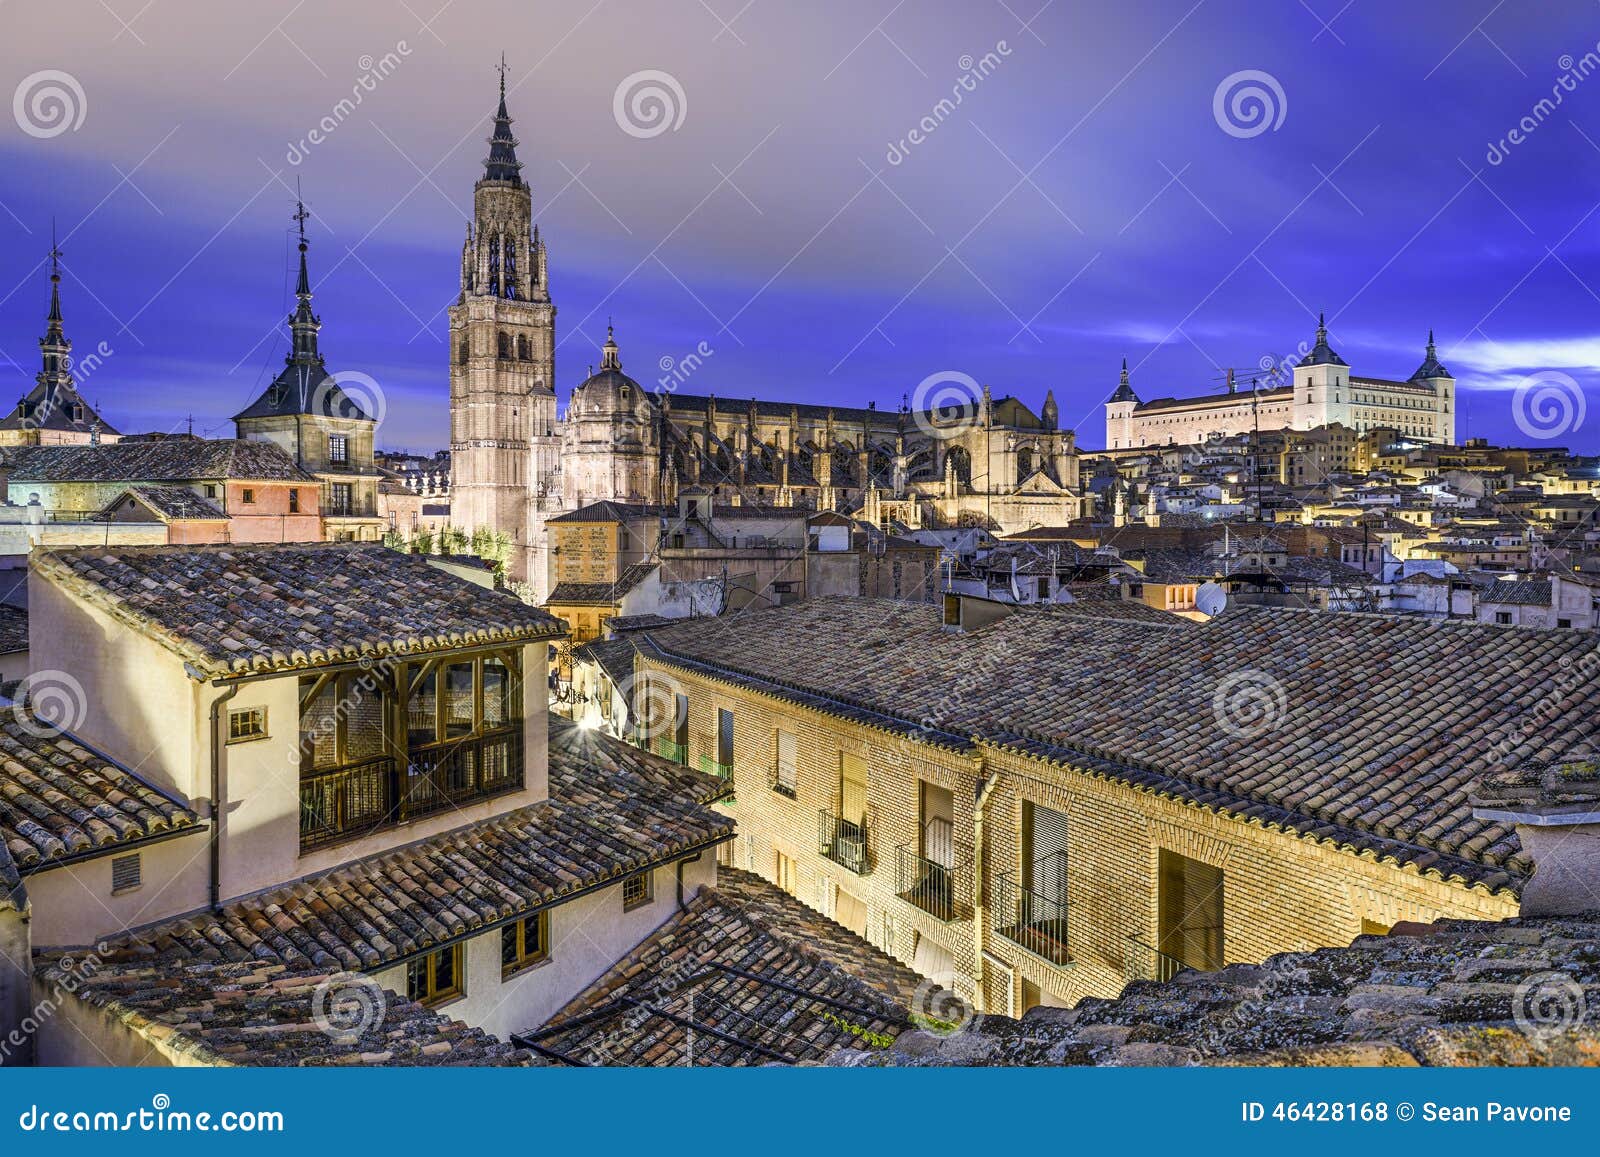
left=1195, top=581, right=1228, bottom=618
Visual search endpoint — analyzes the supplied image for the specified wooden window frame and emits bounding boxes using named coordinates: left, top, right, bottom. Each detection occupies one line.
left=501, top=910, right=550, bottom=978
left=407, top=944, right=465, bottom=1008
left=226, top=705, right=268, bottom=744
left=622, top=870, right=654, bottom=912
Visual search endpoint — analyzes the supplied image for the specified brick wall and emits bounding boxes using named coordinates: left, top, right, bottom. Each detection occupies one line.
left=640, top=654, right=1520, bottom=1019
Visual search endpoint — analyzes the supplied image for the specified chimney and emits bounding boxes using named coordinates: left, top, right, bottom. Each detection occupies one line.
left=1471, top=760, right=1600, bottom=917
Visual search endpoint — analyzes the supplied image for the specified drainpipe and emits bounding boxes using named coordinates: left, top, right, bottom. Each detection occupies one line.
left=970, top=765, right=1000, bottom=1014
left=189, top=663, right=239, bottom=911
left=676, top=850, right=704, bottom=912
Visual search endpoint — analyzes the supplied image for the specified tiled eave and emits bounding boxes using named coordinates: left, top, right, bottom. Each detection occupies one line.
left=982, top=731, right=1523, bottom=900
left=35, top=561, right=564, bottom=679
left=638, top=641, right=979, bottom=759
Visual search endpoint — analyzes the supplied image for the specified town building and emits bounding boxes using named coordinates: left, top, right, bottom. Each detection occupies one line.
left=233, top=201, right=385, bottom=542
left=1105, top=320, right=1456, bottom=450
left=6, top=541, right=746, bottom=1065
left=623, top=596, right=1595, bottom=1017
left=1, top=438, right=322, bottom=544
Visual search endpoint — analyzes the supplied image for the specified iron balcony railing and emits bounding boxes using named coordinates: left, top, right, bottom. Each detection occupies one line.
left=818, top=809, right=869, bottom=875
left=698, top=754, right=734, bottom=782
left=895, top=844, right=972, bottom=923
left=298, top=727, right=523, bottom=851
left=1125, top=935, right=1189, bottom=984
left=993, top=872, right=1071, bottom=966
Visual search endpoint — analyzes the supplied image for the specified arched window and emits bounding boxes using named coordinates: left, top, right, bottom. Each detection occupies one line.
left=498, top=331, right=510, bottom=360
left=488, top=233, right=501, bottom=297
left=1016, top=446, right=1035, bottom=483
left=503, top=240, right=518, bottom=300
left=945, top=445, right=971, bottom=484
left=457, top=341, right=468, bottom=366
left=518, top=335, right=531, bottom=361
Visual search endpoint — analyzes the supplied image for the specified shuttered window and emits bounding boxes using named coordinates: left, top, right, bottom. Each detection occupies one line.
left=774, top=730, right=797, bottom=794
left=839, top=753, right=867, bottom=827
left=1157, top=849, right=1225, bottom=972
left=1022, top=801, right=1069, bottom=905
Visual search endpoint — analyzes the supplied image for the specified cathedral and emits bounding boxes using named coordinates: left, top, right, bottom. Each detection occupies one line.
left=448, top=75, right=1085, bottom=599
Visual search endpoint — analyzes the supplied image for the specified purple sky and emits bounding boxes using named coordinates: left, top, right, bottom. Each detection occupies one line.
left=1, top=0, right=1598, bottom=452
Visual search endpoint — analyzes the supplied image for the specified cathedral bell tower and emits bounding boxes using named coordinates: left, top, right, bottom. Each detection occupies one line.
left=449, top=57, right=558, bottom=590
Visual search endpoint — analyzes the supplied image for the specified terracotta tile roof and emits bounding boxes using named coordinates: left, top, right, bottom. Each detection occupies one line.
left=859, top=915, right=1600, bottom=1067
left=114, top=720, right=732, bottom=972
left=0, top=700, right=202, bottom=872
left=546, top=562, right=658, bottom=607
left=3, top=439, right=315, bottom=483
left=1479, top=579, right=1554, bottom=607
left=573, top=637, right=639, bottom=687
left=546, top=501, right=667, bottom=523
left=33, top=542, right=566, bottom=677
left=35, top=956, right=532, bottom=1067
left=0, top=604, right=26, bottom=656
left=99, top=485, right=228, bottom=522
left=641, top=598, right=1600, bottom=894
left=527, top=869, right=930, bottom=1065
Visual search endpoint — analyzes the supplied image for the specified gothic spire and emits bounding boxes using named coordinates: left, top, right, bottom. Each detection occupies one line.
left=286, top=193, right=322, bottom=367
left=483, top=54, right=524, bottom=184
left=37, top=222, right=72, bottom=392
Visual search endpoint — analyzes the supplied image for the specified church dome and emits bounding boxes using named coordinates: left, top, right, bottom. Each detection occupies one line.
left=573, top=325, right=644, bottom=407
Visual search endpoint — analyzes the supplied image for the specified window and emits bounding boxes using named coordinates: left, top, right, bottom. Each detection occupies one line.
left=406, top=945, right=464, bottom=1007
left=1558, top=618, right=1573, bottom=629
left=839, top=753, right=867, bottom=833
left=288, top=488, right=300, bottom=514
left=501, top=911, right=550, bottom=977
left=717, top=708, right=734, bottom=769
left=772, top=729, right=797, bottom=797
left=622, top=870, right=653, bottom=911
left=227, top=706, right=268, bottom=744
left=241, top=487, right=256, bottom=504
left=330, top=483, right=352, bottom=517
left=1157, top=849, right=1225, bottom=973
left=328, top=435, right=348, bottom=465
left=775, top=851, right=799, bottom=896
left=111, top=852, right=141, bottom=894
left=1495, top=612, right=1512, bottom=625
left=203, top=484, right=218, bottom=499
